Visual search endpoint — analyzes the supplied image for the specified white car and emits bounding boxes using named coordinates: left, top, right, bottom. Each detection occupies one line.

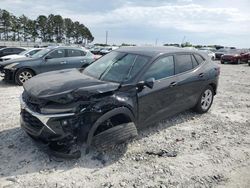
left=100, top=46, right=119, bottom=55
left=0, top=48, right=43, bottom=61
left=199, top=49, right=215, bottom=60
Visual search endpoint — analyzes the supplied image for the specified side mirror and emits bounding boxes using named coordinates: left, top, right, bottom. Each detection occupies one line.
left=45, top=55, right=52, bottom=60
left=144, top=78, right=155, bottom=89
left=137, top=77, right=155, bottom=90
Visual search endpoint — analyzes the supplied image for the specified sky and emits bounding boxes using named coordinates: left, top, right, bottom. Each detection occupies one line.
left=0, top=0, right=250, bottom=47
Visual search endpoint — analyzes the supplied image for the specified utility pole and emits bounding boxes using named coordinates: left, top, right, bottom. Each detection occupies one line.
left=105, top=30, right=108, bottom=45
left=181, top=36, right=186, bottom=46
left=155, top=38, right=158, bottom=46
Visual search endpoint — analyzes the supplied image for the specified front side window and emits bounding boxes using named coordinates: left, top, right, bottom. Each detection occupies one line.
left=67, top=49, right=85, bottom=57
left=84, top=51, right=149, bottom=83
left=142, top=56, right=174, bottom=80
left=175, top=54, right=193, bottom=74
left=31, top=48, right=51, bottom=58
left=48, top=49, right=66, bottom=59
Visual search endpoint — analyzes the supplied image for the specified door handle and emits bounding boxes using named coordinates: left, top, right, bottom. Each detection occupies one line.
left=169, top=82, right=177, bottom=87
left=60, top=61, right=67, bottom=64
left=199, top=73, right=204, bottom=78
left=80, top=60, right=86, bottom=63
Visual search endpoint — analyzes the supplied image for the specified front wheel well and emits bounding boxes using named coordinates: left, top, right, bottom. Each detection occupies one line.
left=94, top=113, right=132, bottom=136
left=15, top=68, right=36, bottom=77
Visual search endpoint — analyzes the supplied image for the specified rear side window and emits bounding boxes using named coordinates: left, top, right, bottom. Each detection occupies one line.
left=194, top=54, right=205, bottom=64
left=13, top=48, right=25, bottom=53
left=142, top=56, right=174, bottom=80
left=175, top=54, right=193, bottom=74
left=67, top=49, right=86, bottom=57
left=3, top=48, right=13, bottom=53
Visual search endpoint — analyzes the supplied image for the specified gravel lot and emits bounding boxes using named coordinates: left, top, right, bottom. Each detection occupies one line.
left=0, top=62, right=249, bottom=188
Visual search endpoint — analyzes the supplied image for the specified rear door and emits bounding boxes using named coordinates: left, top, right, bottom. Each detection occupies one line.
left=66, top=49, right=92, bottom=68
left=40, top=49, right=67, bottom=72
left=138, top=55, right=180, bottom=127
left=174, top=53, right=205, bottom=110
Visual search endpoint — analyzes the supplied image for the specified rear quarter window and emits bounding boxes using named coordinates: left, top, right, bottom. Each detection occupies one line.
left=194, top=54, right=205, bottom=64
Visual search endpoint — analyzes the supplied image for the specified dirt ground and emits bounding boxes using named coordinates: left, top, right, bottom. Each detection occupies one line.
left=0, top=62, right=249, bottom=188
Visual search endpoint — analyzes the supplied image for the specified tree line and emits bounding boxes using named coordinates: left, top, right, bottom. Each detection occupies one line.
left=0, top=9, right=94, bottom=44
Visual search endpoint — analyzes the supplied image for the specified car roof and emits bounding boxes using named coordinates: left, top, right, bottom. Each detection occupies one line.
left=116, top=46, right=197, bottom=57
left=45, top=46, right=85, bottom=50
left=0, top=47, right=27, bottom=51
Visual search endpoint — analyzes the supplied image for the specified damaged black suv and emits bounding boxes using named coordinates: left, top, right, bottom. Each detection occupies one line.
left=20, top=47, right=220, bottom=158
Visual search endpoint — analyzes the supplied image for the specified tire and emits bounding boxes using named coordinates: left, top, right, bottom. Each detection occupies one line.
left=237, top=59, right=241, bottom=64
left=15, top=69, right=34, bottom=85
left=193, top=85, right=214, bottom=114
left=221, top=61, right=224, bottom=64
left=92, top=122, right=138, bottom=150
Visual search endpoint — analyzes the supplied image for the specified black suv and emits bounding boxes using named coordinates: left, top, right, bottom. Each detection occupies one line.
left=0, top=46, right=95, bottom=85
left=20, top=47, right=220, bottom=158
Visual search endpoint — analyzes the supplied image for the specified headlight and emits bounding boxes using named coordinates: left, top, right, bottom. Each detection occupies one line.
left=4, top=63, right=19, bottom=70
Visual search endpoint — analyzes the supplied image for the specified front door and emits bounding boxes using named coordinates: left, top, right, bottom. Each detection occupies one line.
left=40, top=49, right=67, bottom=73
left=137, top=55, right=180, bottom=127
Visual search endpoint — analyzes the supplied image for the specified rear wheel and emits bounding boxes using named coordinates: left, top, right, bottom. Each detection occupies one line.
left=221, top=61, right=224, bottom=64
left=193, top=86, right=214, bottom=113
left=15, top=69, right=34, bottom=85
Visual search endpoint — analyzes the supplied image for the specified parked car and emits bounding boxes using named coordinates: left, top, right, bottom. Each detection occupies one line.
left=199, top=49, right=215, bottom=60
left=19, top=47, right=220, bottom=158
left=221, top=50, right=242, bottom=64
left=0, top=46, right=95, bottom=85
left=90, top=46, right=104, bottom=55
left=240, top=52, right=250, bottom=65
left=0, top=48, right=43, bottom=61
left=199, top=47, right=216, bottom=52
left=0, top=47, right=26, bottom=58
left=215, top=48, right=231, bottom=60
left=183, top=47, right=198, bottom=51
left=99, top=46, right=119, bottom=55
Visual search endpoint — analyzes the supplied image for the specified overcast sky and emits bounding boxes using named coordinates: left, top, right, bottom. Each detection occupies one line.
left=1, top=0, right=250, bottom=47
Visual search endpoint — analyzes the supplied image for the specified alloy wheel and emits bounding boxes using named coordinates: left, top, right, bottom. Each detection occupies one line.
left=19, top=71, right=33, bottom=84
left=201, top=89, right=213, bottom=111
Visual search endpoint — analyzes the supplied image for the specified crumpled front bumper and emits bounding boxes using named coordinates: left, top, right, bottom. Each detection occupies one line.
left=20, top=95, right=75, bottom=142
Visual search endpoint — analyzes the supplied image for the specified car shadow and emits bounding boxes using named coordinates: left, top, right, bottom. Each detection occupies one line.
left=0, top=110, right=198, bottom=178
left=0, top=79, right=19, bottom=88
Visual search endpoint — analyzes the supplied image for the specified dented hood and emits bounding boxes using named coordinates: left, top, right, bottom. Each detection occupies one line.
left=23, top=68, right=120, bottom=99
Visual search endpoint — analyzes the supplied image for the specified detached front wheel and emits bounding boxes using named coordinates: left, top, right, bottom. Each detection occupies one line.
left=194, top=86, right=214, bottom=113
left=15, top=69, right=34, bottom=85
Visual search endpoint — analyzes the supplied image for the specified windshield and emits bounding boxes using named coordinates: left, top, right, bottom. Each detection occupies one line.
left=31, top=48, right=51, bottom=58
left=19, top=50, right=29, bottom=55
left=84, top=51, right=149, bottom=83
